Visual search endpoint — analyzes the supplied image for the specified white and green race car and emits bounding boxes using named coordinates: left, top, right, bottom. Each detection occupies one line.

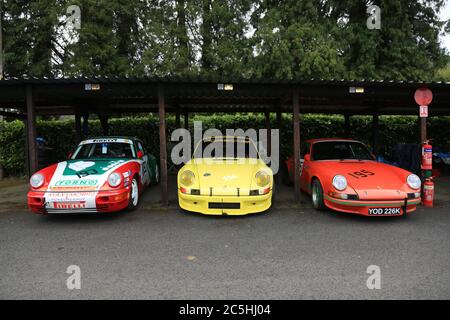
left=28, top=137, right=158, bottom=214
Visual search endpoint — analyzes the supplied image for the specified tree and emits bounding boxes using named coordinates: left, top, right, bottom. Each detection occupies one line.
left=1, top=0, right=448, bottom=80
left=329, top=0, right=449, bottom=80
left=60, top=0, right=129, bottom=76
left=141, top=0, right=198, bottom=76
left=2, top=0, right=58, bottom=77
left=199, top=0, right=254, bottom=77
left=250, top=0, right=346, bottom=79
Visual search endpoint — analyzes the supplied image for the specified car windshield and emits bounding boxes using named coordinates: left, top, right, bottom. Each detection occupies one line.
left=312, top=141, right=374, bottom=161
left=73, top=142, right=135, bottom=159
left=193, top=139, right=259, bottom=159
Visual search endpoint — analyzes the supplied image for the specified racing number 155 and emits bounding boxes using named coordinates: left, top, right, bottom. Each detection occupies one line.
left=348, top=170, right=375, bottom=179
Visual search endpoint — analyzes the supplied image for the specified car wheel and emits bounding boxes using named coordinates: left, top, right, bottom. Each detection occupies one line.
left=311, top=179, right=326, bottom=210
left=127, top=177, right=139, bottom=211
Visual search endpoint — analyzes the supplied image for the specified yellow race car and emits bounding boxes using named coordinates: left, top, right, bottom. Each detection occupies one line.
left=177, top=136, right=273, bottom=215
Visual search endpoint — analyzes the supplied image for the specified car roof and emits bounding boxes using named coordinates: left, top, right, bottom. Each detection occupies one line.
left=306, top=138, right=362, bottom=143
left=79, top=136, right=141, bottom=144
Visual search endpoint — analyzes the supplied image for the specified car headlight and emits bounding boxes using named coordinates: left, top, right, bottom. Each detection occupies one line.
left=332, top=175, right=347, bottom=191
left=255, top=171, right=270, bottom=187
left=30, top=173, right=44, bottom=188
left=180, top=170, right=195, bottom=187
left=108, top=172, right=122, bottom=187
left=407, top=174, right=421, bottom=189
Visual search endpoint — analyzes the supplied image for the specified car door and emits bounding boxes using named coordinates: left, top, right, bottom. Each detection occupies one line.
left=136, top=141, right=151, bottom=185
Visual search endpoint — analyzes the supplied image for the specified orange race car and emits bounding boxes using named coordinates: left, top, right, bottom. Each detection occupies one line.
left=285, top=138, right=422, bottom=216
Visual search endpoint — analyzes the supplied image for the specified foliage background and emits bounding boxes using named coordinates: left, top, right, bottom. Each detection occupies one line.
left=1, top=114, right=449, bottom=176
left=1, top=0, right=449, bottom=80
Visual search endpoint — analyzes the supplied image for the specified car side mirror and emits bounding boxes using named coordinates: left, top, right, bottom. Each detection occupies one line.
left=67, top=152, right=72, bottom=159
left=137, top=150, right=144, bottom=159
left=304, top=154, right=310, bottom=161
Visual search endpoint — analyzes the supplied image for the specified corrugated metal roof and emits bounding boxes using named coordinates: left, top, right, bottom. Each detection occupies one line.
left=1, top=75, right=450, bottom=87
left=1, top=75, right=450, bottom=116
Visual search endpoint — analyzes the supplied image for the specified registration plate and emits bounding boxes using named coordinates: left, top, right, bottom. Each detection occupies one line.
left=368, top=207, right=401, bottom=215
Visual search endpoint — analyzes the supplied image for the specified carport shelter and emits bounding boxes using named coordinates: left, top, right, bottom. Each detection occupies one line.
left=1, top=76, right=450, bottom=204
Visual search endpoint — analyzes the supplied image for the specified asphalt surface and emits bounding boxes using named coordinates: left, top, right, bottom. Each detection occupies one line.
left=0, top=179, right=449, bottom=299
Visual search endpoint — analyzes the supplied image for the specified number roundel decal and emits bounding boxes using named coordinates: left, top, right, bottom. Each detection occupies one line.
left=348, top=170, right=375, bottom=179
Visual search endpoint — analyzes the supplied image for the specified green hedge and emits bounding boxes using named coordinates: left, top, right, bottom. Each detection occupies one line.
left=1, top=114, right=450, bottom=176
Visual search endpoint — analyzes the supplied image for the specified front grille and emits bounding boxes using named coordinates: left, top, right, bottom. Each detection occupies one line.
left=208, top=202, right=240, bottom=209
left=407, top=193, right=417, bottom=199
left=191, top=189, right=200, bottom=195
left=347, top=194, right=359, bottom=200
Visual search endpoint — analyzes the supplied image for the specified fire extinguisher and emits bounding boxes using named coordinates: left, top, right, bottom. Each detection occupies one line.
left=422, top=178, right=434, bottom=208
left=421, top=140, right=432, bottom=170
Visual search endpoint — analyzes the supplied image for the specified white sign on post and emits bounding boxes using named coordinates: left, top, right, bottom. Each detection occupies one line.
left=419, top=105, right=428, bottom=118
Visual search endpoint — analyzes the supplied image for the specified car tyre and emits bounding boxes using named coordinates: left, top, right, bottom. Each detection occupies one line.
left=127, top=177, right=139, bottom=211
left=311, top=179, right=326, bottom=210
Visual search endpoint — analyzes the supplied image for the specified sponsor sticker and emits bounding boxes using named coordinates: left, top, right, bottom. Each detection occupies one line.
left=55, top=179, right=98, bottom=186
left=53, top=202, right=86, bottom=209
left=45, top=192, right=95, bottom=202
left=80, top=138, right=132, bottom=144
left=123, top=170, right=131, bottom=178
left=51, top=180, right=98, bottom=191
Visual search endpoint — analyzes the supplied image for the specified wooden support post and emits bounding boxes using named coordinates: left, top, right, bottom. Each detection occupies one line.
left=293, top=87, right=301, bottom=202
left=23, top=118, right=30, bottom=176
left=184, top=112, right=189, bottom=130
left=276, top=111, right=282, bottom=185
left=420, top=117, right=427, bottom=145
left=265, top=111, right=271, bottom=155
left=26, top=85, right=38, bottom=175
left=81, top=109, right=89, bottom=136
left=372, top=113, right=379, bottom=156
left=419, top=116, right=427, bottom=189
left=175, top=108, right=181, bottom=128
left=99, top=114, right=109, bottom=135
left=344, top=114, right=350, bottom=138
left=158, top=84, right=169, bottom=206
left=75, top=109, right=82, bottom=144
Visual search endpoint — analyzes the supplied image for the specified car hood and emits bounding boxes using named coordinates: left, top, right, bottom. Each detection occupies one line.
left=317, top=160, right=414, bottom=199
left=191, top=158, right=264, bottom=195
left=46, top=159, right=131, bottom=191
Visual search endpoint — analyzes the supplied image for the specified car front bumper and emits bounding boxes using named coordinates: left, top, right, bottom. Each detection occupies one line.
left=178, top=191, right=272, bottom=215
left=28, top=188, right=131, bottom=214
left=323, top=195, right=421, bottom=216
